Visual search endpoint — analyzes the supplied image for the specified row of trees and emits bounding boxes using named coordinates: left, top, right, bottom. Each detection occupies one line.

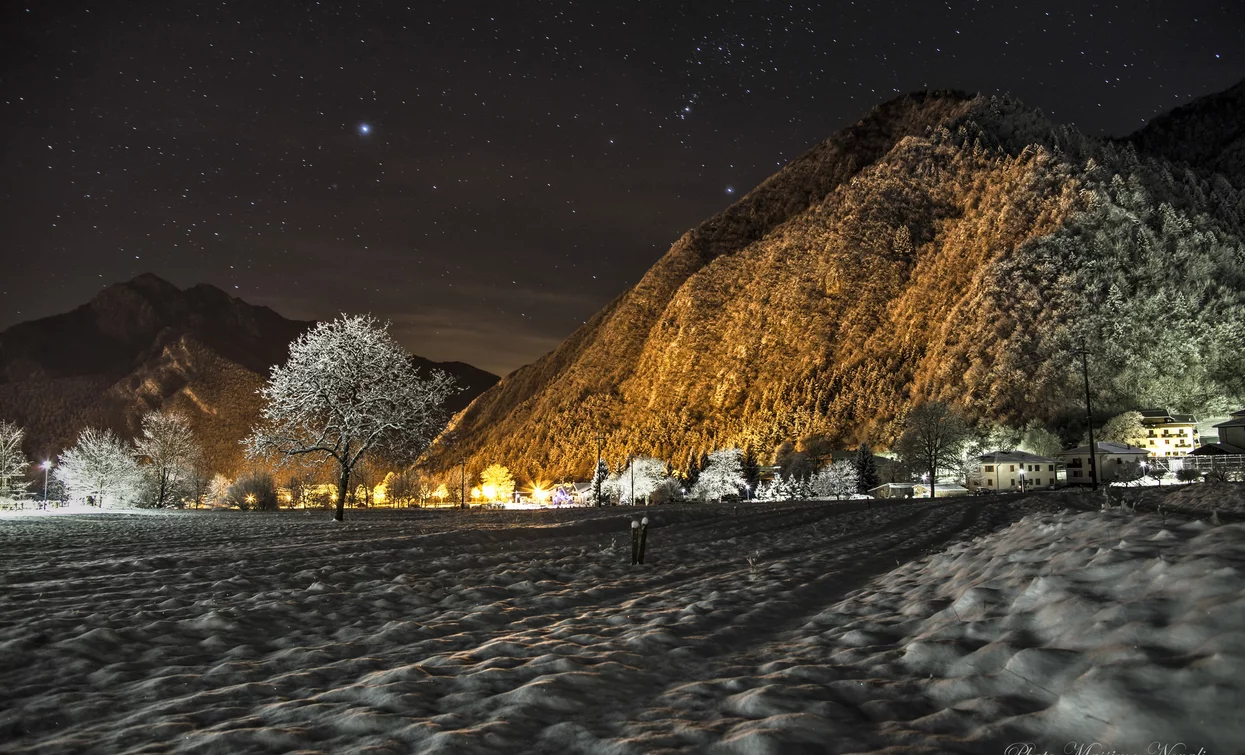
left=0, top=413, right=205, bottom=508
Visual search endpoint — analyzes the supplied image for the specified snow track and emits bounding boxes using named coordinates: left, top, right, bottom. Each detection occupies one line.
left=2, top=496, right=1237, bottom=753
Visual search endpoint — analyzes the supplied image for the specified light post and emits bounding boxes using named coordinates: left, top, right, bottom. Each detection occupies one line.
left=460, top=459, right=467, bottom=510
left=40, top=460, right=51, bottom=503
left=1077, top=346, right=1099, bottom=490
left=1019, top=468, right=1026, bottom=494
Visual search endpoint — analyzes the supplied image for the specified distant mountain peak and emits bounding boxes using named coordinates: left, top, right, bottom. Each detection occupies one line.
left=0, top=277, right=499, bottom=471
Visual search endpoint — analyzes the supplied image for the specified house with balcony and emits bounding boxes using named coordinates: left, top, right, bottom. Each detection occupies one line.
left=965, top=451, right=1066, bottom=493
left=1138, top=408, right=1199, bottom=458
left=1057, top=441, right=1149, bottom=484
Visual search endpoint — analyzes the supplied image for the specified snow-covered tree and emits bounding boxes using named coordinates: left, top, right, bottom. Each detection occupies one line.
left=895, top=402, right=970, bottom=499
left=812, top=460, right=859, bottom=500
left=245, top=314, right=457, bottom=521
left=479, top=463, right=515, bottom=502
left=756, top=475, right=811, bottom=502
left=1019, top=421, right=1063, bottom=458
left=207, top=473, right=231, bottom=508
left=1095, top=411, right=1146, bottom=446
left=0, top=420, right=31, bottom=502
left=134, top=411, right=201, bottom=508
left=613, top=456, right=667, bottom=504
left=691, top=448, right=745, bottom=502
left=55, top=428, right=142, bottom=507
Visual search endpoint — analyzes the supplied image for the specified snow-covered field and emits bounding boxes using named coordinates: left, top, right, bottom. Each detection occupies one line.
left=1, top=493, right=1242, bottom=754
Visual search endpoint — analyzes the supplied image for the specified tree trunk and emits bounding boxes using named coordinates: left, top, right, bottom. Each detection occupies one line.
left=335, top=465, right=350, bottom=521
left=929, top=463, right=937, bottom=499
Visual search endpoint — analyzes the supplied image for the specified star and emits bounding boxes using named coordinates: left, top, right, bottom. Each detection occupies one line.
left=357, top=123, right=371, bottom=135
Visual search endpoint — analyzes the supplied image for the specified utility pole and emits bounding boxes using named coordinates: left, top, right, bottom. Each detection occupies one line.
left=595, top=434, right=605, bottom=507
left=1079, top=347, right=1099, bottom=490
left=630, top=455, right=635, bottom=506
left=460, top=459, right=467, bottom=509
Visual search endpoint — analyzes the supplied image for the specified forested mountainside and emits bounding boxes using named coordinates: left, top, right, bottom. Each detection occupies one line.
left=0, top=274, right=498, bottom=473
left=426, top=82, right=1245, bottom=482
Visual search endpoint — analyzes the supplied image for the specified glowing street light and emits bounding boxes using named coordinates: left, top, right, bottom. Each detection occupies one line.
left=40, top=460, right=51, bottom=503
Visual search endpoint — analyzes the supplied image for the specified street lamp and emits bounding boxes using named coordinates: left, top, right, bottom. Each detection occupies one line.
left=40, top=460, right=51, bottom=502
left=1019, top=468, right=1026, bottom=493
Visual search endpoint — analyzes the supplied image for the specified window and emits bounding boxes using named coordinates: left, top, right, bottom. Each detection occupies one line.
left=987, top=479, right=993, bottom=486
left=985, top=465, right=994, bottom=472
left=1072, top=470, right=1081, bottom=478
left=1009, top=465, right=1015, bottom=472
left=1034, top=478, right=1042, bottom=486
left=1048, top=464, right=1055, bottom=471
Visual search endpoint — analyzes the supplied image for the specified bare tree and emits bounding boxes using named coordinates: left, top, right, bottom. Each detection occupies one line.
left=0, top=420, right=32, bottom=502
left=56, top=428, right=142, bottom=507
left=134, top=411, right=202, bottom=508
left=246, top=314, right=457, bottom=521
left=894, top=402, right=970, bottom=500
left=387, top=468, right=426, bottom=507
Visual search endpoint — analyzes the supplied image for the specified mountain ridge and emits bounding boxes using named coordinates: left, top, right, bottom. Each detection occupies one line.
left=426, top=81, right=1245, bottom=482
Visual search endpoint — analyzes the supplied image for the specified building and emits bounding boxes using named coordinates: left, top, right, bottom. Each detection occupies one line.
left=966, top=451, right=1066, bottom=492
left=868, top=482, right=969, bottom=498
left=1206, top=409, right=1245, bottom=453
left=1057, top=441, right=1149, bottom=484
left=1138, top=408, right=1199, bottom=458
left=912, top=482, right=970, bottom=498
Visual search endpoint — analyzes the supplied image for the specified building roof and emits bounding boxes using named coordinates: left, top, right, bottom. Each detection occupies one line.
left=975, top=450, right=1060, bottom=464
left=1192, top=442, right=1245, bottom=456
left=1058, top=441, right=1149, bottom=456
left=1139, top=408, right=1197, bottom=424
left=1213, top=417, right=1245, bottom=429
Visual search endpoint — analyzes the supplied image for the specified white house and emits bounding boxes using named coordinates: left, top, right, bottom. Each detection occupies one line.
left=966, top=451, right=1066, bottom=492
left=1057, top=441, right=1149, bottom=484
left=1138, top=408, right=1199, bottom=458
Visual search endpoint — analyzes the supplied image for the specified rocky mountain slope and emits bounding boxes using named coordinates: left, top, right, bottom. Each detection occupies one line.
left=427, top=83, right=1245, bottom=482
left=0, top=274, right=498, bottom=473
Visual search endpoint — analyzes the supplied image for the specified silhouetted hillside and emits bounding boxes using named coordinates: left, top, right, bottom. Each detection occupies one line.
left=1127, top=79, right=1245, bottom=185
left=0, top=275, right=498, bottom=472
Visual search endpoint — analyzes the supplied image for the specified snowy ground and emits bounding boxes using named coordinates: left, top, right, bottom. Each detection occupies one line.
left=1, top=493, right=1242, bottom=754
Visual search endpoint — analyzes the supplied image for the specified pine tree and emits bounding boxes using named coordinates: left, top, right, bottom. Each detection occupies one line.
left=854, top=443, right=880, bottom=494
left=590, top=458, right=610, bottom=505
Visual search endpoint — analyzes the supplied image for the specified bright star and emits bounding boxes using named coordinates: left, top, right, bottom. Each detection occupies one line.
left=358, top=123, right=371, bottom=135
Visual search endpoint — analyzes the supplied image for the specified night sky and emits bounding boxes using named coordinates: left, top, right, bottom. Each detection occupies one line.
left=3, top=1, right=1242, bottom=376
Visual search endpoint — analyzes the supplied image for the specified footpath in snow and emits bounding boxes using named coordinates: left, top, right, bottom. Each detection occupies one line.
left=0, top=491, right=1242, bottom=754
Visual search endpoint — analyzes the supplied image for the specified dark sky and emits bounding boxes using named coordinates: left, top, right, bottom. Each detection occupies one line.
left=2, top=1, right=1242, bottom=375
